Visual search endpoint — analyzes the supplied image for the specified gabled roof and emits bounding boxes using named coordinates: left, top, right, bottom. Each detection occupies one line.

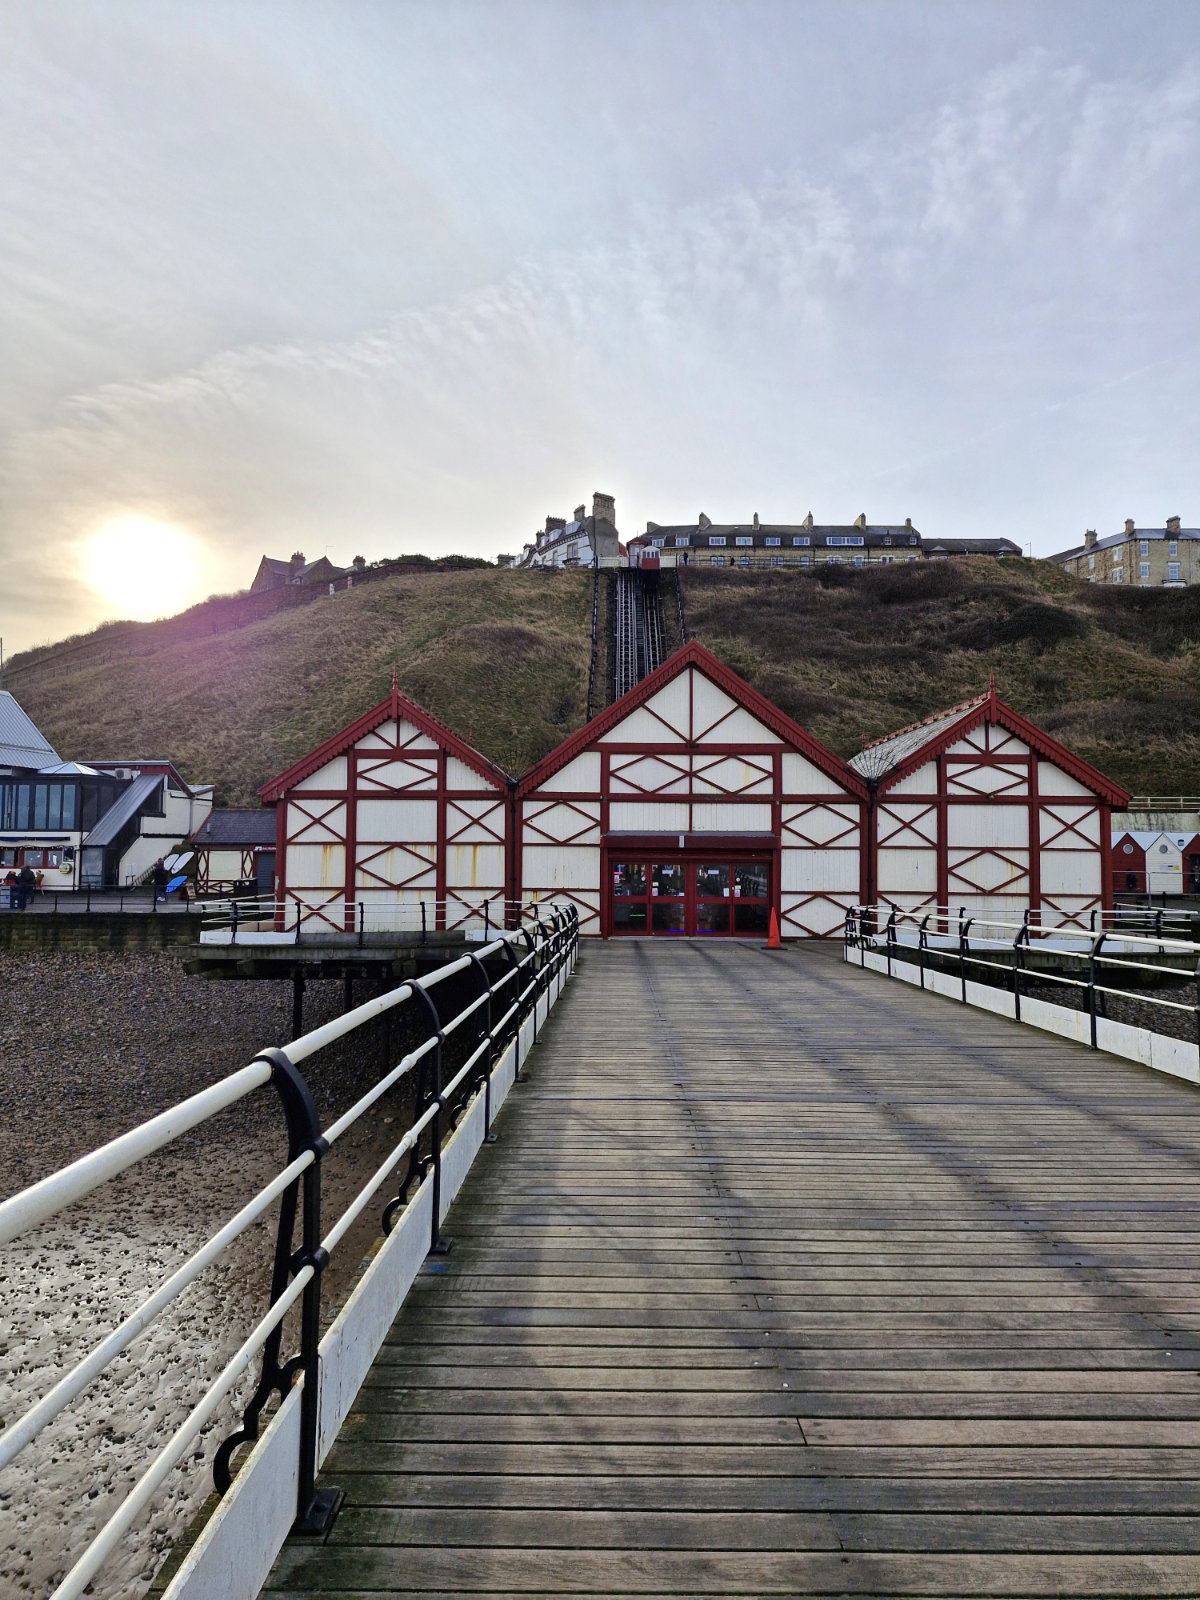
left=850, top=683, right=1129, bottom=805
left=516, top=641, right=868, bottom=799
left=260, top=676, right=511, bottom=801
left=192, top=809, right=278, bottom=846
left=0, top=692, right=59, bottom=769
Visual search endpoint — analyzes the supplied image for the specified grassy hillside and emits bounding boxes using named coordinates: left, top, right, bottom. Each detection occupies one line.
left=7, top=570, right=594, bottom=804
left=679, top=558, right=1200, bottom=797
left=8, top=557, right=1199, bottom=802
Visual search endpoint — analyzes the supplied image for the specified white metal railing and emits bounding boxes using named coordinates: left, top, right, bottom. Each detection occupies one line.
left=199, top=895, right=537, bottom=944
left=0, top=908, right=578, bottom=1600
left=844, top=903, right=1200, bottom=1051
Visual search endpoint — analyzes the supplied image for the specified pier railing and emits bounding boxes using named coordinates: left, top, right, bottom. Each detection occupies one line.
left=0, top=907, right=578, bottom=1600
left=844, top=903, right=1200, bottom=1082
left=199, top=895, right=541, bottom=944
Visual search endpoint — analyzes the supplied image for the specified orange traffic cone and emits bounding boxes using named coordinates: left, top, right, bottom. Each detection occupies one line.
left=766, top=908, right=782, bottom=949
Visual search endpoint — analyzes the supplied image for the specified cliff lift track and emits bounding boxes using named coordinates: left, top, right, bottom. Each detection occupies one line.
left=613, top=569, right=665, bottom=700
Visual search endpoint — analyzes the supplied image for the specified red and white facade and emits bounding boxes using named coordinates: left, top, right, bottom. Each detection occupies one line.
left=261, top=680, right=510, bottom=931
left=255, top=655, right=1126, bottom=938
left=853, top=688, right=1128, bottom=929
left=514, top=643, right=868, bottom=937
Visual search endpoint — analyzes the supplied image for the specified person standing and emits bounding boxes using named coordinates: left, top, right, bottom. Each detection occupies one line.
left=15, top=863, right=36, bottom=911
left=151, top=860, right=169, bottom=904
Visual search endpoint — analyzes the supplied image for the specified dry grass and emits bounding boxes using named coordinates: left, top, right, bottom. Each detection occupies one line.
left=9, top=558, right=1197, bottom=803
left=680, top=558, right=1200, bottom=794
left=10, top=569, right=592, bottom=803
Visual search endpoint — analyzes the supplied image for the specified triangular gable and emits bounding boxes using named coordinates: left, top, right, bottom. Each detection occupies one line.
left=517, top=641, right=867, bottom=799
left=869, top=686, right=1129, bottom=806
left=261, top=679, right=510, bottom=801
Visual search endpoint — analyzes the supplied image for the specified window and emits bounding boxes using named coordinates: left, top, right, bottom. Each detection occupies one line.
left=1139, top=561, right=1150, bottom=580
left=708, top=535, right=726, bottom=546
left=769, top=556, right=783, bottom=568
left=908, top=534, right=918, bottom=545
left=791, top=535, right=809, bottom=546
left=853, top=556, right=864, bottom=567
left=798, top=554, right=810, bottom=567
left=1168, top=562, right=1180, bottom=582
left=739, top=554, right=749, bottom=567
left=825, top=555, right=841, bottom=564
left=734, top=535, right=753, bottom=546
left=709, top=554, right=724, bottom=566
left=673, top=536, right=689, bottom=547
left=651, top=538, right=665, bottom=548
left=883, top=535, right=892, bottom=546
left=1169, top=540, right=1178, bottom=556
left=1112, top=567, right=1123, bottom=583
left=1088, top=554, right=1095, bottom=570
left=826, top=535, right=864, bottom=546
left=764, top=536, right=781, bottom=547
left=1139, top=540, right=1149, bottom=557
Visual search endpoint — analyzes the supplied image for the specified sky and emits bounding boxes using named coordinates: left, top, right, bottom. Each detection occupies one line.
left=2, top=0, right=1198, bottom=654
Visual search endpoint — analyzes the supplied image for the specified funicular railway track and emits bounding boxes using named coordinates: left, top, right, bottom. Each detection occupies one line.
left=613, top=569, right=665, bottom=698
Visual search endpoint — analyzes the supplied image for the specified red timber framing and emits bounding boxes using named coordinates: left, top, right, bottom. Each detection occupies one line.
left=260, top=676, right=512, bottom=932
left=865, top=684, right=1129, bottom=931
left=514, top=642, right=869, bottom=938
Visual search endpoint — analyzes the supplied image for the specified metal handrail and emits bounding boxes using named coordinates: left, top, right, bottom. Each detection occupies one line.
left=0, top=907, right=579, bottom=1600
left=199, top=896, right=543, bottom=945
left=844, top=903, right=1200, bottom=1048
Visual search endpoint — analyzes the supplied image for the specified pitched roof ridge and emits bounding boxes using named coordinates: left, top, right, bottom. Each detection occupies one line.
left=859, top=691, right=989, bottom=752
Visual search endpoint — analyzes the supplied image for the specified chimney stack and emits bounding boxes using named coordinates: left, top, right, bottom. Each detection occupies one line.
left=592, top=492, right=615, bottom=526
left=574, top=505, right=586, bottom=523
left=1084, top=529, right=1097, bottom=550
left=853, top=512, right=867, bottom=529
left=752, top=512, right=760, bottom=529
left=698, top=512, right=711, bottom=529
left=1166, top=515, right=1181, bottom=534
left=803, top=512, right=814, bottom=528
left=1124, top=519, right=1136, bottom=535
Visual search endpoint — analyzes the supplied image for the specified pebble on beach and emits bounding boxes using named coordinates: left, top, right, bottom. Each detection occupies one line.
left=0, top=951, right=419, bottom=1599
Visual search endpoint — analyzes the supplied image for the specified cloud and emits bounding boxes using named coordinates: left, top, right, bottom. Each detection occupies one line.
left=2, top=30, right=1198, bottom=652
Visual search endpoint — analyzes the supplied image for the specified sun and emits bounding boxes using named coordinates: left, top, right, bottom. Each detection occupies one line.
left=82, top=516, right=209, bottom=619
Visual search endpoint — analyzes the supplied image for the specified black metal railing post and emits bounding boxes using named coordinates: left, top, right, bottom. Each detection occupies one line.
left=958, top=912, right=972, bottom=1003
left=918, top=914, right=929, bottom=989
left=230, top=900, right=239, bottom=944
left=214, top=1047, right=337, bottom=1534
left=420, top=900, right=427, bottom=944
left=467, top=951, right=497, bottom=1141
left=1088, top=931, right=1106, bottom=1050
left=407, top=981, right=450, bottom=1255
left=885, top=905, right=897, bottom=976
left=358, top=900, right=365, bottom=948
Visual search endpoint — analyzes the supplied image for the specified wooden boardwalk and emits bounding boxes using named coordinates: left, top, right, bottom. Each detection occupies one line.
left=264, top=940, right=1200, bottom=1598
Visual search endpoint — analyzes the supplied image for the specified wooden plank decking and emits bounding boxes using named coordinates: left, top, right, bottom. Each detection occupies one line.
left=264, top=939, right=1200, bottom=1598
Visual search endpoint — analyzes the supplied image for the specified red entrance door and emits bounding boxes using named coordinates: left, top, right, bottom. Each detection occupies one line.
left=610, top=858, right=771, bottom=936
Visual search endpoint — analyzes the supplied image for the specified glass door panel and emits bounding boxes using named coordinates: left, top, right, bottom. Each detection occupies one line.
left=611, top=861, right=648, bottom=932
left=650, top=861, right=685, bottom=933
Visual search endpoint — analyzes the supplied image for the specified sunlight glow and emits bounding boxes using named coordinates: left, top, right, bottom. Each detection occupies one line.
left=81, top=516, right=209, bottom=619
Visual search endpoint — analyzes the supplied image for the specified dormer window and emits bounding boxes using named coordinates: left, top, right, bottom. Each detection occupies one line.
left=708, top=535, right=726, bottom=546
left=792, top=536, right=810, bottom=546
left=735, top=536, right=753, bottom=546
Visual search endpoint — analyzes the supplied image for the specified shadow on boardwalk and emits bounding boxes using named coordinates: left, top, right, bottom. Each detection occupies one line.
left=264, top=939, right=1200, bottom=1599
